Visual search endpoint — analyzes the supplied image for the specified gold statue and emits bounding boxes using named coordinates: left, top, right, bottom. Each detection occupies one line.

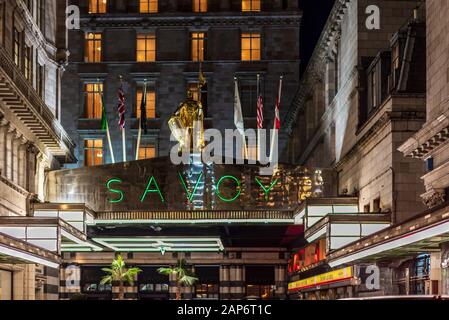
left=168, top=89, right=205, bottom=152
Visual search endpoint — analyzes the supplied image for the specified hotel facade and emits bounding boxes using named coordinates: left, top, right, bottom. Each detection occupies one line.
left=2, top=0, right=449, bottom=301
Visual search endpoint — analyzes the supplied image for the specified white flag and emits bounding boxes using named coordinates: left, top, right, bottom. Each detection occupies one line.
left=234, top=79, right=245, bottom=135
left=234, top=79, right=247, bottom=159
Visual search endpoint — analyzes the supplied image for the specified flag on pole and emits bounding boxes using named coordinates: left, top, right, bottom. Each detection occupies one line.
left=234, top=78, right=248, bottom=159
left=257, top=77, right=264, bottom=129
left=269, top=76, right=283, bottom=164
left=274, top=77, right=282, bottom=130
left=140, top=83, right=148, bottom=134
left=117, top=83, right=126, bottom=130
left=234, top=78, right=245, bottom=136
left=101, top=93, right=108, bottom=131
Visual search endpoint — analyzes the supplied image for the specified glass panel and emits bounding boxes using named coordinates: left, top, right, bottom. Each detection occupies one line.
left=361, top=224, right=389, bottom=236
left=330, top=224, right=361, bottom=236
left=28, top=239, right=58, bottom=251
left=59, top=211, right=84, bottom=222
left=27, top=227, right=58, bottom=239
left=333, top=205, right=359, bottom=213
left=330, top=237, right=360, bottom=250
left=308, top=206, right=333, bottom=216
left=0, top=227, right=26, bottom=239
left=33, top=211, right=58, bottom=217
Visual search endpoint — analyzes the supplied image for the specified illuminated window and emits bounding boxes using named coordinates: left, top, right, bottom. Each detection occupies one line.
left=137, top=34, right=156, bottom=62
left=136, top=88, right=156, bottom=119
left=191, top=32, right=206, bottom=62
left=193, top=0, right=207, bottom=12
left=241, top=33, right=261, bottom=61
left=89, top=0, right=107, bottom=14
left=138, top=140, right=157, bottom=160
left=24, top=45, right=32, bottom=80
left=84, top=83, right=103, bottom=119
left=140, top=0, right=158, bottom=13
left=242, top=0, right=261, bottom=12
left=85, top=33, right=102, bottom=63
left=84, top=139, right=103, bottom=167
left=14, top=28, right=21, bottom=67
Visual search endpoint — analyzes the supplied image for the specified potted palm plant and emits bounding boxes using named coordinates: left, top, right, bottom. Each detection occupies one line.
left=101, top=254, right=142, bottom=300
left=158, top=259, right=198, bottom=300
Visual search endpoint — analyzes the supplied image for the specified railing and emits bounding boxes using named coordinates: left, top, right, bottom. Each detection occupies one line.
left=96, top=210, right=295, bottom=221
left=0, top=46, right=75, bottom=156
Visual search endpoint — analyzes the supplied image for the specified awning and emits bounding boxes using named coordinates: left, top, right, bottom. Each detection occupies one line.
left=0, top=232, right=60, bottom=269
left=328, top=203, right=449, bottom=268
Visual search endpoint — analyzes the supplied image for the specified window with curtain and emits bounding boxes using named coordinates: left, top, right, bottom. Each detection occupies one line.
left=84, top=83, right=103, bottom=119
left=136, top=33, right=156, bottom=62
left=85, top=33, right=102, bottom=63
left=241, top=32, right=261, bottom=61
left=138, top=140, right=157, bottom=160
left=139, top=0, right=158, bottom=13
left=191, top=32, right=206, bottom=62
left=193, top=0, right=207, bottom=12
left=136, top=87, right=156, bottom=119
left=13, top=28, right=22, bottom=67
left=84, top=139, right=103, bottom=167
left=89, top=0, right=107, bottom=14
left=242, top=0, right=261, bottom=12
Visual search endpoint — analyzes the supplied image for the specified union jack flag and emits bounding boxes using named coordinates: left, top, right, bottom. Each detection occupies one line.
left=274, top=77, right=283, bottom=130
left=117, top=83, right=126, bottom=130
left=257, top=92, right=264, bottom=129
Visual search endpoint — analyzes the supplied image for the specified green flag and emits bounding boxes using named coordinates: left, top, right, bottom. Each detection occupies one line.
left=101, top=93, right=108, bottom=131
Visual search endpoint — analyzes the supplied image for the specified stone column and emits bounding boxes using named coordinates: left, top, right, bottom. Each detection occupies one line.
left=5, top=126, right=15, bottom=180
left=12, top=132, right=22, bottom=185
left=430, top=252, right=442, bottom=295
left=275, top=265, right=286, bottom=299
left=0, top=118, right=8, bottom=176
left=26, top=143, right=38, bottom=193
left=220, top=265, right=230, bottom=300
left=18, top=137, right=28, bottom=189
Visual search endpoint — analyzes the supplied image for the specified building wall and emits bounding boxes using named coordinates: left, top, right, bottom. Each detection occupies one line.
left=284, top=0, right=426, bottom=223
left=0, top=0, right=71, bottom=300
left=62, top=0, right=301, bottom=167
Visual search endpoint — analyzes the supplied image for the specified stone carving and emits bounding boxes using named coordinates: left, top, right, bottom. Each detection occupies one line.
left=421, top=188, right=446, bottom=208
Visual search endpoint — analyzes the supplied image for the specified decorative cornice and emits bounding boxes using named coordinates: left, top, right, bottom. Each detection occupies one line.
left=79, top=14, right=302, bottom=29
left=421, top=188, right=446, bottom=209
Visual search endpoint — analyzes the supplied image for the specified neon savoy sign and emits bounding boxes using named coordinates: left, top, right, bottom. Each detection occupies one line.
left=106, top=172, right=279, bottom=204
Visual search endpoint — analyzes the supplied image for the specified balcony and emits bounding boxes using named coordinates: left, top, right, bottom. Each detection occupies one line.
left=0, top=47, right=75, bottom=162
left=294, top=197, right=391, bottom=251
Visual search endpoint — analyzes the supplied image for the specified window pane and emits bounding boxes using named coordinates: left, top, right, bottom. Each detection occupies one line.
left=84, top=139, right=103, bottom=167
left=136, top=89, right=156, bottom=119
left=140, top=0, right=158, bottom=13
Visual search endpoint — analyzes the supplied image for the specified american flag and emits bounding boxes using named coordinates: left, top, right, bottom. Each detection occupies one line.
left=257, top=93, right=264, bottom=129
left=274, top=77, right=283, bottom=130
left=117, top=83, right=126, bottom=130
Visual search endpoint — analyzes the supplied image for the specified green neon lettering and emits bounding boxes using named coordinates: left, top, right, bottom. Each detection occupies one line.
left=255, top=177, right=279, bottom=201
left=178, top=171, right=204, bottom=203
left=216, top=175, right=241, bottom=203
left=140, top=176, right=165, bottom=203
left=106, top=178, right=124, bottom=203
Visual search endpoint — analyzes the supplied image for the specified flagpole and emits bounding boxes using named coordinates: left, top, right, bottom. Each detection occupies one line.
left=270, top=76, right=283, bottom=164
left=257, top=73, right=261, bottom=162
left=119, top=76, right=127, bottom=163
left=99, top=78, right=115, bottom=164
left=135, top=80, right=146, bottom=160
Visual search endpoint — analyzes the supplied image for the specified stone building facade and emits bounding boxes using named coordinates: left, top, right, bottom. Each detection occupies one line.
left=398, top=0, right=449, bottom=296
left=0, top=0, right=74, bottom=300
left=283, top=0, right=432, bottom=299
left=62, top=0, right=301, bottom=168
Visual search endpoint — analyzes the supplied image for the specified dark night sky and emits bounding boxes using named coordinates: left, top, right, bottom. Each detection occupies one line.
left=298, top=0, right=336, bottom=75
